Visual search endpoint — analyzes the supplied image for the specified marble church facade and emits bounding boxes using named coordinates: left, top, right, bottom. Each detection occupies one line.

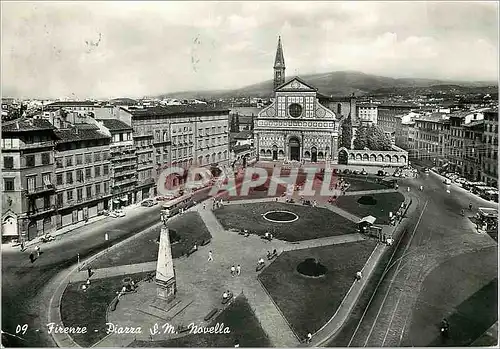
left=254, top=38, right=340, bottom=163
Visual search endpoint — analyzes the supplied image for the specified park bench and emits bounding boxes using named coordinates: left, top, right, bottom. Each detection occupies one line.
left=267, top=251, right=278, bottom=260
left=204, top=308, right=218, bottom=321
left=256, top=263, right=265, bottom=272
left=201, top=239, right=211, bottom=246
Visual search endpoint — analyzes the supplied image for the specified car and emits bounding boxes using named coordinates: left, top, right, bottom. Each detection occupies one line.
left=352, top=170, right=360, bottom=175
left=110, top=210, right=126, bottom=218
left=377, top=170, right=385, bottom=177
left=343, top=169, right=351, bottom=174
left=361, top=170, right=368, bottom=175
left=141, top=199, right=157, bottom=207
left=424, top=168, right=430, bottom=173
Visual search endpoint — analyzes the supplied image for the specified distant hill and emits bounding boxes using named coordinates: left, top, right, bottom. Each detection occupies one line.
left=157, top=71, right=497, bottom=99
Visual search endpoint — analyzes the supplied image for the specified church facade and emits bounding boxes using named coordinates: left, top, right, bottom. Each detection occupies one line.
left=254, top=37, right=340, bottom=162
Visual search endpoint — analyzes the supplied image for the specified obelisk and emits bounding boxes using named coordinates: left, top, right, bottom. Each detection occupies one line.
left=155, top=227, right=176, bottom=302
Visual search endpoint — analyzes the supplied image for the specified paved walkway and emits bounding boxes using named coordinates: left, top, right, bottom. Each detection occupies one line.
left=70, top=261, right=157, bottom=283
left=282, top=233, right=366, bottom=251
left=343, top=188, right=398, bottom=196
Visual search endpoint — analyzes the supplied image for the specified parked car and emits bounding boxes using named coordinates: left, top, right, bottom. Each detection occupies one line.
left=377, top=170, right=386, bottom=177
left=110, top=210, right=126, bottom=218
left=333, top=168, right=341, bottom=174
left=352, top=170, right=360, bottom=175
left=343, top=169, right=351, bottom=174
left=141, top=199, right=157, bottom=207
left=361, top=170, right=368, bottom=175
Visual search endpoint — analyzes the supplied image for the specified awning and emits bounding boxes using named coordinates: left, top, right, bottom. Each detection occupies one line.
left=359, top=215, right=376, bottom=225
left=113, top=200, right=120, bottom=204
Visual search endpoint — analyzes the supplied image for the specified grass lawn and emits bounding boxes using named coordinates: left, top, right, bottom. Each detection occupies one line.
left=60, top=272, right=150, bottom=347
left=90, top=212, right=211, bottom=269
left=214, top=202, right=358, bottom=242
left=344, top=178, right=387, bottom=192
left=129, top=295, right=271, bottom=347
left=335, top=192, right=405, bottom=224
left=405, top=246, right=498, bottom=347
left=259, top=240, right=377, bottom=338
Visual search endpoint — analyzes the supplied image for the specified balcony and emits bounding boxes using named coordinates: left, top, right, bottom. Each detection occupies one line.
left=28, top=205, right=56, bottom=217
left=114, top=177, right=137, bottom=187
left=115, top=169, right=136, bottom=177
left=20, top=140, right=55, bottom=150
left=26, top=184, right=56, bottom=196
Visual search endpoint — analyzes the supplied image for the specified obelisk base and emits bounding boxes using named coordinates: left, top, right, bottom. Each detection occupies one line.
left=156, top=277, right=176, bottom=303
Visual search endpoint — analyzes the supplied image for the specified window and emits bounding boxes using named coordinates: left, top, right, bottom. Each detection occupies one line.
left=95, top=183, right=101, bottom=195
left=103, top=164, right=109, bottom=176
left=42, top=152, right=50, bottom=165
left=56, top=193, right=63, bottom=207
left=26, top=155, right=35, bottom=167
left=85, top=167, right=92, bottom=179
left=4, top=156, right=14, bottom=169
left=104, top=181, right=109, bottom=193
left=56, top=157, right=63, bottom=168
left=85, top=153, right=92, bottom=163
left=56, top=174, right=63, bottom=185
left=66, top=156, right=73, bottom=167
left=156, top=155, right=161, bottom=164
left=95, top=152, right=101, bottom=162
left=76, top=154, right=83, bottom=165
left=95, top=166, right=101, bottom=177
left=44, top=196, right=51, bottom=209
left=76, top=169, right=84, bottom=182
left=66, top=172, right=73, bottom=184
left=86, top=186, right=92, bottom=198
left=4, top=178, right=14, bottom=191
left=67, top=190, right=73, bottom=201
left=42, top=173, right=51, bottom=186
left=77, top=188, right=83, bottom=201
left=27, top=176, right=36, bottom=191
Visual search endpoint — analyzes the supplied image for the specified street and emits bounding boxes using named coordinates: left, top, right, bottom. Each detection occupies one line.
left=1, top=188, right=213, bottom=347
left=329, top=167, right=498, bottom=347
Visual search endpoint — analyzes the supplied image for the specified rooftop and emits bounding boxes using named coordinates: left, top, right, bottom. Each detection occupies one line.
left=124, top=104, right=229, bottom=117
left=98, top=118, right=132, bottom=131
left=54, top=127, right=109, bottom=143
left=233, top=130, right=253, bottom=139
left=463, top=120, right=485, bottom=128
left=233, top=144, right=253, bottom=153
left=48, top=101, right=98, bottom=107
left=2, top=118, right=55, bottom=132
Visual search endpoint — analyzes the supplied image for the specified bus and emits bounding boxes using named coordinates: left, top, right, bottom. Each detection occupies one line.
left=161, top=195, right=195, bottom=218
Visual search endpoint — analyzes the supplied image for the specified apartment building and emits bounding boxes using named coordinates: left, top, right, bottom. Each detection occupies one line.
left=98, top=119, right=138, bottom=209
left=106, top=105, right=230, bottom=191
left=414, top=113, right=450, bottom=166
left=357, top=102, right=378, bottom=124
left=53, top=125, right=111, bottom=229
left=481, top=109, right=498, bottom=187
left=462, top=120, right=485, bottom=181
left=2, top=119, right=57, bottom=242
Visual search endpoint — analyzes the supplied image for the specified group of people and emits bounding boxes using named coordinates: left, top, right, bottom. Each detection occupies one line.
left=266, top=249, right=277, bottom=259
left=230, top=264, right=242, bottom=276
left=212, top=199, right=224, bottom=210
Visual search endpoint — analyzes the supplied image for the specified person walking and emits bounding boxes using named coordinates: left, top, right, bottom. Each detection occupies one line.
left=29, top=252, right=35, bottom=263
left=203, top=203, right=206, bottom=210
left=469, top=202, right=472, bottom=211
left=20, top=241, right=24, bottom=252
left=236, top=264, right=241, bottom=276
left=230, top=265, right=236, bottom=277
left=208, top=250, right=213, bottom=262
left=407, top=186, right=410, bottom=192
left=35, top=245, right=41, bottom=258
left=87, top=266, right=92, bottom=278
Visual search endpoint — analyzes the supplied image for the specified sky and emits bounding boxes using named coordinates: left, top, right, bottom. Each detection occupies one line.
left=1, top=1, right=499, bottom=99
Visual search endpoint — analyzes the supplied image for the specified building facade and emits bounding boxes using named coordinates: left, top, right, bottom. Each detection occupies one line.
left=2, top=119, right=57, bottom=242
left=414, top=114, right=450, bottom=166
left=357, top=103, right=378, bottom=124
left=481, top=109, right=498, bottom=187
left=53, top=125, right=112, bottom=229
left=98, top=119, right=138, bottom=209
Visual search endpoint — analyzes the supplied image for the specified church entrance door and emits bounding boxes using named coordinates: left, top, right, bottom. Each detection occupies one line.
left=311, top=147, right=318, bottom=162
left=289, top=137, right=300, bottom=161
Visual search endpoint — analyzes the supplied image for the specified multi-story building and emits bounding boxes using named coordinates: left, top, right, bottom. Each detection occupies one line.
left=481, top=109, right=498, bottom=187
left=414, top=113, right=450, bottom=166
left=103, top=104, right=230, bottom=191
left=97, top=119, right=138, bottom=209
left=462, top=120, right=485, bottom=181
left=2, top=119, right=57, bottom=242
left=357, top=102, right=378, bottom=124
left=53, top=125, right=112, bottom=229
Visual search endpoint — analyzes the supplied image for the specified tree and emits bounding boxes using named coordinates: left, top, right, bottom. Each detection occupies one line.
left=353, top=126, right=368, bottom=150
left=250, top=115, right=254, bottom=130
left=367, top=125, right=392, bottom=150
left=235, top=113, right=240, bottom=131
left=340, top=118, right=353, bottom=149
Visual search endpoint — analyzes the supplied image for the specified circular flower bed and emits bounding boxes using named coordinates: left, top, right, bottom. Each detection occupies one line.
left=357, top=195, right=377, bottom=205
left=263, top=211, right=299, bottom=223
left=296, top=258, right=327, bottom=278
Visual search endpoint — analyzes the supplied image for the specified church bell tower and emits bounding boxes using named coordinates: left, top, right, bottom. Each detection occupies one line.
left=273, top=36, right=286, bottom=90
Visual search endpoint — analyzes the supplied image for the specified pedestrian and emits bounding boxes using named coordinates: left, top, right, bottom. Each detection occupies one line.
left=203, top=203, right=206, bottom=210
left=230, top=265, right=236, bottom=276
left=87, top=266, right=92, bottom=278
left=20, top=241, right=24, bottom=251
left=469, top=203, right=472, bottom=211
left=356, top=271, right=362, bottom=281
left=307, top=333, right=312, bottom=343
left=236, top=264, right=241, bottom=276
left=208, top=250, right=213, bottom=262
left=29, top=252, right=35, bottom=263
left=407, top=186, right=410, bottom=192
left=419, top=185, right=423, bottom=191
left=35, top=245, right=41, bottom=257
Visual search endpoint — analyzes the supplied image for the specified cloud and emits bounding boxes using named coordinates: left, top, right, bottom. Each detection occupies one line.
left=1, top=1, right=498, bottom=99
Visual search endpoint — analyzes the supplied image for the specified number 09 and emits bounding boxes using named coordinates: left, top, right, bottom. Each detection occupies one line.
left=16, top=324, right=28, bottom=335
